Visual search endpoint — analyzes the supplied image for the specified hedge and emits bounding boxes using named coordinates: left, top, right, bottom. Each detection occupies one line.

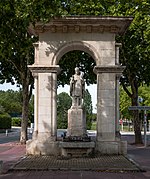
left=11, top=117, right=31, bottom=127
left=0, top=113, right=11, bottom=129
left=11, top=117, right=21, bottom=127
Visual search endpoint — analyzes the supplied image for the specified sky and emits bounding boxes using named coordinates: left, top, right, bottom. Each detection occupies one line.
left=0, top=83, right=97, bottom=113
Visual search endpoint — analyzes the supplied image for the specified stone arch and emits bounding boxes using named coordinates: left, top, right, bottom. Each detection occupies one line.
left=52, top=41, right=100, bottom=65
left=27, top=16, right=132, bottom=156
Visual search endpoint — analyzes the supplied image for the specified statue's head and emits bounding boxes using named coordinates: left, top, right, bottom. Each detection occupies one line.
left=75, top=67, right=80, bottom=75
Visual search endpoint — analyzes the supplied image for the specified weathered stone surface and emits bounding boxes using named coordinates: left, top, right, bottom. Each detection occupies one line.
left=26, top=139, right=60, bottom=156
left=59, top=142, right=95, bottom=157
left=96, top=141, right=127, bottom=155
left=67, top=108, right=86, bottom=137
left=27, top=16, right=132, bottom=156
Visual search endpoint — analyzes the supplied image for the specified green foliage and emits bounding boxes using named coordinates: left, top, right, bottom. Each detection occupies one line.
left=83, top=89, right=93, bottom=129
left=91, top=122, right=96, bottom=130
left=109, top=0, right=150, bottom=144
left=120, top=86, right=132, bottom=119
left=1, top=0, right=149, bottom=143
left=86, top=114, right=92, bottom=130
left=0, top=90, right=22, bottom=115
left=0, top=0, right=36, bottom=142
left=83, top=89, right=93, bottom=114
left=0, top=113, right=11, bottom=129
left=11, top=117, right=21, bottom=127
left=138, top=86, right=150, bottom=108
left=57, top=90, right=93, bottom=129
left=120, top=85, right=150, bottom=119
left=11, top=117, right=31, bottom=127
left=58, top=51, right=96, bottom=87
left=57, top=92, right=72, bottom=129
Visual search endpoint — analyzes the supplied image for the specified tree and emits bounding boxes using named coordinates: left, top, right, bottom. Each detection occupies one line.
left=83, top=89, right=93, bottom=129
left=0, top=1, right=36, bottom=143
left=0, top=90, right=22, bottom=115
left=57, top=92, right=72, bottom=129
left=1, top=0, right=149, bottom=144
left=0, top=0, right=70, bottom=144
left=109, top=0, right=150, bottom=144
left=120, top=87, right=132, bottom=120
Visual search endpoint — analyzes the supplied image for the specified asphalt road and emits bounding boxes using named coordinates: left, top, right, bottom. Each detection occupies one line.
left=0, top=128, right=32, bottom=144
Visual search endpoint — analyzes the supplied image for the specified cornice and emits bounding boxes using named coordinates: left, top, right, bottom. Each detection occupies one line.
left=93, top=65, right=125, bottom=74
left=30, top=16, right=133, bottom=35
left=28, top=65, right=61, bottom=74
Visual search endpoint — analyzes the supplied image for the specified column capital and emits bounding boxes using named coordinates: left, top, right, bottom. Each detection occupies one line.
left=28, top=65, right=61, bottom=74
left=32, top=73, right=38, bottom=78
left=93, top=65, right=125, bottom=74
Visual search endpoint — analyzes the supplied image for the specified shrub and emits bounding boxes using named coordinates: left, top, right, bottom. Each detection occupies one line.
left=11, top=117, right=31, bottom=127
left=86, top=114, right=92, bottom=130
left=11, top=117, right=21, bottom=127
left=0, top=113, right=11, bottom=129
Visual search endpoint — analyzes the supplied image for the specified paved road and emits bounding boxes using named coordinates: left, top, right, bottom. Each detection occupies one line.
left=0, top=135, right=20, bottom=144
left=0, top=127, right=32, bottom=144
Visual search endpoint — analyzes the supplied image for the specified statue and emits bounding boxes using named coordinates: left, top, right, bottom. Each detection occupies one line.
left=70, top=67, right=85, bottom=107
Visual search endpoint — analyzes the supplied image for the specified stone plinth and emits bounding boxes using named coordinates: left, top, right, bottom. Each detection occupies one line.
left=26, top=137, right=60, bottom=156
left=67, top=108, right=86, bottom=137
left=59, top=142, right=95, bottom=157
left=96, top=141, right=127, bottom=155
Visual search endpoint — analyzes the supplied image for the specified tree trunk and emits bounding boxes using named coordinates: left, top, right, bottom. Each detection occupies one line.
left=130, top=79, right=143, bottom=144
left=131, top=97, right=143, bottom=144
left=20, top=79, right=29, bottom=144
left=122, top=75, right=143, bottom=144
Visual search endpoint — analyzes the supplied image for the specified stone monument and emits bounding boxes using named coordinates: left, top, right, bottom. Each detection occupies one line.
left=67, top=67, right=86, bottom=137
left=59, top=67, right=95, bottom=157
left=26, top=16, right=133, bottom=156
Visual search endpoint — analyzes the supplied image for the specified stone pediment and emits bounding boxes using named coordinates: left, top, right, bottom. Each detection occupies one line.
left=32, top=16, right=133, bottom=35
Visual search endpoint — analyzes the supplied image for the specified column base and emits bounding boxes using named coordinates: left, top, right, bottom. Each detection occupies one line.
left=26, top=132, right=59, bottom=155
left=96, top=141, right=127, bottom=155
left=26, top=139, right=60, bottom=155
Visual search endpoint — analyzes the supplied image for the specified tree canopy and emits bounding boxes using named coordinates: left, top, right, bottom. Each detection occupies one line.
left=57, top=92, right=72, bottom=129
left=1, top=0, right=150, bottom=144
left=58, top=51, right=96, bottom=87
left=0, top=90, right=22, bottom=115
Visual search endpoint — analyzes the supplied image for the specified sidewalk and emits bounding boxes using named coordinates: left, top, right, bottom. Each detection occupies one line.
left=0, top=142, right=26, bottom=173
left=0, top=133, right=149, bottom=179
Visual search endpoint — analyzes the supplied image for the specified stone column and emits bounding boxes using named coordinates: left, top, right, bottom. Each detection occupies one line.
left=32, top=74, right=38, bottom=139
left=115, top=74, right=121, bottom=139
left=115, top=43, right=122, bottom=139
left=37, top=67, right=60, bottom=141
left=94, top=66, right=125, bottom=154
left=32, top=42, right=39, bottom=139
left=27, top=65, right=60, bottom=155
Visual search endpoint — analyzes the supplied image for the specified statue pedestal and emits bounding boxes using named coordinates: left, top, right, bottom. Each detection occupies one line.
left=59, top=107, right=94, bottom=157
left=59, top=141, right=95, bottom=157
left=67, top=107, right=86, bottom=137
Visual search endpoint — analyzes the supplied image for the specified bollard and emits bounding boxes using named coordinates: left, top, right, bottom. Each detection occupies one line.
left=5, top=129, right=8, bottom=136
left=0, top=161, right=3, bottom=174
